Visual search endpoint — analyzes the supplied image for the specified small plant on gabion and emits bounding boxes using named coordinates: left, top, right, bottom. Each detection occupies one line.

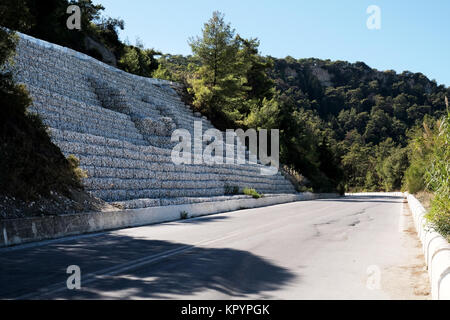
left=224, top=185, right=239, bottom=195
left=67, top=155, right=88, bottom=180
left=243, top=188, right=263, bottom=199
left=180, top=211, right=189, bottom=220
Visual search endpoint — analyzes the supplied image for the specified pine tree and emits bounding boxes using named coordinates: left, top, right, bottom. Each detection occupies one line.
left=188, top=12, right=248, bottom=128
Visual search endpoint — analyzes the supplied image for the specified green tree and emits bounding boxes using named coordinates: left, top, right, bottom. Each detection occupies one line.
left=188, top=11, right=248, bottom=128
left=236, top=36, right=274, bottom=103
left=341, top=142, right=373, bottom=190
left=118, top=44, right=160, bottom=77
left=189, top=11, right=239, bottom=88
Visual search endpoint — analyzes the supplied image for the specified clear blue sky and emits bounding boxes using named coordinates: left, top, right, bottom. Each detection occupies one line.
left=99, top=0, right=450, bottom=86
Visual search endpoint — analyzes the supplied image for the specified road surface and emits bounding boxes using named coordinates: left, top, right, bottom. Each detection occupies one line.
left=0, top=195, right=430, bottom=300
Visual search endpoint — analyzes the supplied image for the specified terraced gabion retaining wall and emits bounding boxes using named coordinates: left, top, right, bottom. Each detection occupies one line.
left=11, top=32, right=296, bottom=208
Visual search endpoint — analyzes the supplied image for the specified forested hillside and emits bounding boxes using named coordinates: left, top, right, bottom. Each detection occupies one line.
left=154, top=13, right=449, bottom=193
left=269, top=58, right=449, bottom=191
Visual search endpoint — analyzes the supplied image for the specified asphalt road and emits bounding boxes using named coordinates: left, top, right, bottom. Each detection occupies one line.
left=0, top=195, right=430, bottom=300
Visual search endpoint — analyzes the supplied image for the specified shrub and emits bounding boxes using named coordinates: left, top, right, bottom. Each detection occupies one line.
left=425, top=102, right=449, bottom=239
left=118, top=45, right=160, bottom=78
left=243, top=188, right=262, bottom=199
left=224, top=185, right=239, bottom=195
left=67, top=155, right=88, bottom=180
left=404, top=163, right=426, bottom=194
left=180, top=211, right=189, bottom=220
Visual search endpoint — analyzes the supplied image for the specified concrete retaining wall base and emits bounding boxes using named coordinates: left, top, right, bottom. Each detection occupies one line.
left=0, top=193, right=336, bottom=248
left=406, top=193, right=450, bottom=300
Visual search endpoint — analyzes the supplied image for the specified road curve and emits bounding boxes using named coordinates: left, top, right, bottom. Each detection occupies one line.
left=0, top=196, right=430, bottom=300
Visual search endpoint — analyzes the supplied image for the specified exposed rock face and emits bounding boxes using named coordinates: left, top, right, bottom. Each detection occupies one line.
left=11, top=32, right=296, bottom=209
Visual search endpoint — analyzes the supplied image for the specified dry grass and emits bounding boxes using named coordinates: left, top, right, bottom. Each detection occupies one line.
left=414, top=191, right=434, bottom=211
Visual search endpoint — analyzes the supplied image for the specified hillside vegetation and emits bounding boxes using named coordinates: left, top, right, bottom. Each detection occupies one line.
left=0, top=22, right=112, bottom=218
left=1, top=0, right=160, bottom=76
left=154, top=12, right=449, bottom=194
left=271, top=58, right=448, bottom=191
left=404, top=99, right=449, bottom=239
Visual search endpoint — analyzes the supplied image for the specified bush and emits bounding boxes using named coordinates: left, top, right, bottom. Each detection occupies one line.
left=180, top=211, right=189, bottom=220
left=401, top=98, right=449, bottom=239
left=404, top=163, right=426, bottom=194
left=243, top=188, right=262, bottom=199
left=67, top=155, right=88, bottom=181
left=425, top=104, right=449, bottom=239
left=118, top=45, right=160, bottom=77
left=224, top=185, right=239, bottom=195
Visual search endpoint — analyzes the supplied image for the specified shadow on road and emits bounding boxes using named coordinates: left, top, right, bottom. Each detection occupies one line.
left=178, top=215, right=230, bottom=225
left=0, top=232, right=296, bottom=299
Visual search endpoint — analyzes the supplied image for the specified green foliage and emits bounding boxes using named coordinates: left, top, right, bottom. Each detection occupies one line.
left=152, top=54, right=200, bottom=84
left=377, top=145, right=408, bottom=192
left=118, top=44, right=160, bottom=77
left=182, top=14, right=449, bottom=193
left=271, top=58, right=448, bottom=191
left=424, top=103, right=449, bottom=238
left=340, top=138, right=409, bottom=192
left=87, top=16, right=124, bottom=53
left=404, top=163, right=426, bottom=194
left=152, top=63, right=173, bottom=81
left=403, top=116, right=440, bottom=194
left=402, top=98, right=449, bottom=238
left=187, top=12, right=274, bottom=130
left=188, top=11, right=245, bottom=128
left=243, top=188, right=262, bottom=199
left=0, top=0, right=161, bottom=76
left=0, top=0, right=33, bottom=32
left=0, top=29, right=18, bottom=66
left=224, top=185, right=239, bottom=196
left=179, top=13, right=344, bottom=192
left=281, top=166, right=313, bottom=193
left=2, top=0, right=99, bottom=54
left=341, top=142, right=373, bottom=189
left=244, top=95, right=280, bottom=129
left=0, top=28, right=84, bottom=201
left=170, top=12, right=450, bottom=193
left=180, top=211, right=189, bottom=220
left=67, top=154, right=88, bottom=180
left=189, top=11, right=239, bottom=87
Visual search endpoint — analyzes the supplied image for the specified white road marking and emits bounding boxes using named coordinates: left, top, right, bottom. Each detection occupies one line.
left=11, top=200, right=382, bottom=299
